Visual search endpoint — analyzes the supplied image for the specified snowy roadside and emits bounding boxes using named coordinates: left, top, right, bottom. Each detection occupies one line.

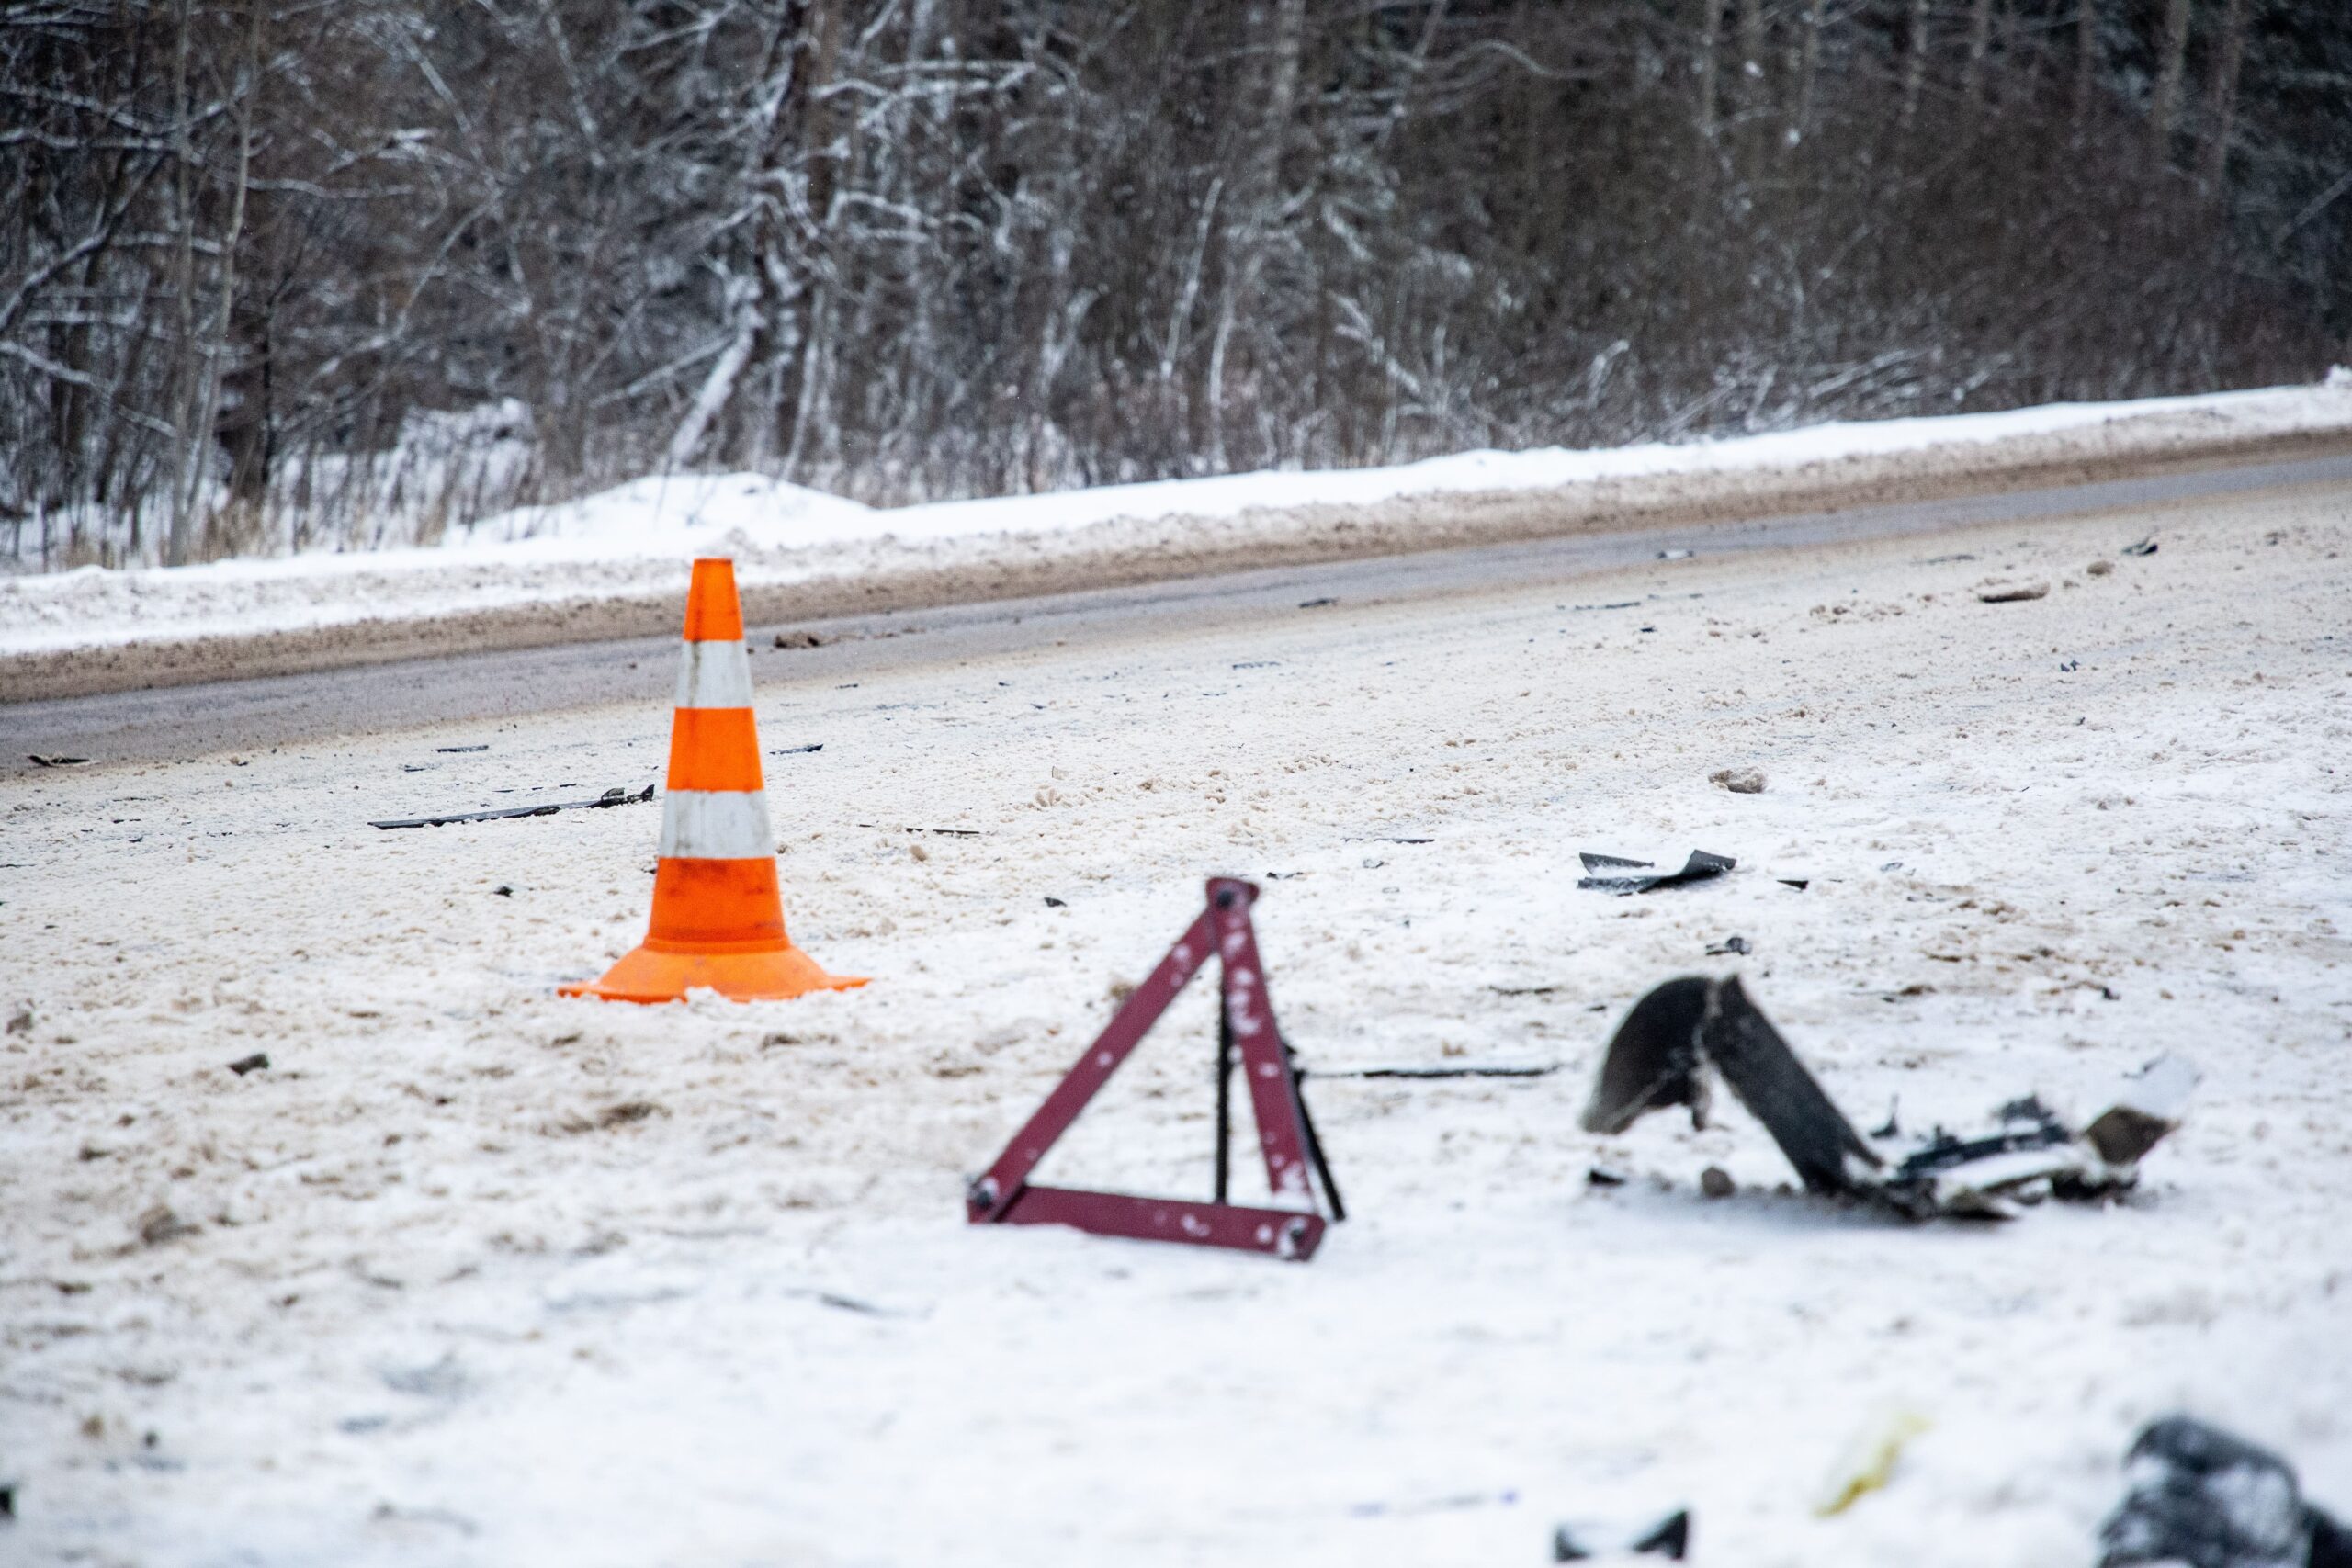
left=3, top=481, right=2347, bottom=1564
left=6, top=378, right=2352, bottom=702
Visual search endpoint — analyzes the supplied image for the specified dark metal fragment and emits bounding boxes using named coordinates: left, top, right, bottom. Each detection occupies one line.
left=1577, top=850, right=1736, bottom=895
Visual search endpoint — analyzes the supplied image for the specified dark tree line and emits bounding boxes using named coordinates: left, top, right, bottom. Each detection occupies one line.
left=4, top=0, right=2348, bottom=567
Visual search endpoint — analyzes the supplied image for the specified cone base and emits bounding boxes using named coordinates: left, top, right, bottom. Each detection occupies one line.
left=560, top=941, right=868, bottom=1004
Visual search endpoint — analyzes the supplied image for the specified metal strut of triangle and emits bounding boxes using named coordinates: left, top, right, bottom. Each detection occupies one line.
left=965, top=877, right=1346, bottom=1261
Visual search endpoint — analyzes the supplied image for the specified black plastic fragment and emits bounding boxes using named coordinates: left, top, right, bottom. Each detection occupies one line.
left=227, top=1053, right=269, bottom=1076
left=1701, top=977, right=1882, bottom=1194
left=2099, top=1416, right=2347, bottom=1568
left=1581, top=976, right=1714, bottom=1134
left=1577, top=850, right=1736, bottom=896
left=1319, top=1062, right=1562, bottom=1081
left=1555, top=1507, right=1690, bottom=1561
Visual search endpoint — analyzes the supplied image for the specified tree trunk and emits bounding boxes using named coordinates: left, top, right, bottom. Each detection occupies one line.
left=2150, top=0, right=2193, bottom=157
left=2198, top=0, right=2247, bottom=192
left=2074, top=0, right=2099, bottom=130
left=187, top=0, right=262, bottom=537
left=164, top=0, right=198, bottom=567
left=1961, top=0, right=1993, bottom=106
left=1902, top=0, right=1931, bottom=131
left=1209, top=0, right=1306, bottom=472
left=1736, top=0, right=1765, bottom=167
left=1695, top=0, right=1723, bottom=150
left=1792, top=0, right=1826, bottom=143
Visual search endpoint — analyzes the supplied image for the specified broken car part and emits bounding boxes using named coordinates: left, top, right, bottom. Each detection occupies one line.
left=1577, top=851, right=1736, bottom=896
left=1553, top=1508, right=1690, bottom=1562
left=2099, top=1416, right=2352, bottom=1568
left=1306, top=1061, right=1563, bottom=1081
left=1580, top=975, right=2195, bottom=1219
left=966, top=877, right=1344, bottom=1261
left=370, top=784, right=654, bottom=830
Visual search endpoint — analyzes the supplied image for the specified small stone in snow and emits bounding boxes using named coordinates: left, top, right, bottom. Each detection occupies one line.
left=1711, top=767, right=1766, bottom=794
left=1700, top=1167, right=1736, bottom=1200
left=137, top=1205, right=198, bottom=1247
left=2086, top=559, right=2115, bottom=577
left=228, top=1053, right=269, bottom=1076
left=1976, top=580, right=2051, bottom=604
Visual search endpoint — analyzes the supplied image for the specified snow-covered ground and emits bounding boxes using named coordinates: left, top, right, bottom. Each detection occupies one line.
left=6, top=380, right=2352, bottom=686
left=5, top=479, right=2348, bottom=1564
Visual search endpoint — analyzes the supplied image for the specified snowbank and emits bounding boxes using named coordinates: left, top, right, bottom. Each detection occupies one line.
left=6, top=379, right=2352, bottom=697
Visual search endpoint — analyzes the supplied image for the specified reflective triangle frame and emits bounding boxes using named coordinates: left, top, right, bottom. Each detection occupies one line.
left=965, top=878, right=1344, bottom=1261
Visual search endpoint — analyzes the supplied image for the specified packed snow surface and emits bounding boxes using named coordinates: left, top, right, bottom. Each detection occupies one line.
left=5, top=379, right=2351, bottom=661
left=4, top=481, right=2348, bottom=1563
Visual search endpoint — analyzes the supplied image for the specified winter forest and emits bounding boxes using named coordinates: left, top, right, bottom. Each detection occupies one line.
left=5, top=0, right=2349, bottom=569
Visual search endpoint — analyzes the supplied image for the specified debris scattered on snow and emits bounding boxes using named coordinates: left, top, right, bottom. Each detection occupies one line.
left=226, top=1053, right=269, bottom=1076
left=2098, top=1416, right=2352, bottom=1568
left=1657, top=547, right=1694, bottom=561
left=135, top=1205, right=198, bottom=1247
left=1577, top=850, right=1736, bottom=895
left=369, top=784, right=654, bottom=829
left=1308, top=1061, right=1563, bottom=1081
left=1704, top=935, right=1752, bottom=956
left=772, top=630, right=827, bottom=649
left=1710, top=766, right=1767, bottom=793
left=1976, top=580, right=2052, bottom=603
left=1043, top=896, right=1067, bottom=908
left=1814, top=1406, right=1932, bottom=1517
left=2122, top=537, right=2160, bottom=557
left=1586, top=1166, right=1629, bottom=1188
left=1344, top=1487, right=1520, bottom=1518
left=2082, top=1055, right=2200, bottom=1166
left=1579, top=975, right=2196, bottom=1220
left=1552, top=1506, right=1690, bottom=1561
left=1297, top=596, right=1340, bottom=609
left=26, top=754, right=91, bottom=767
left=771, top=742, right=823, bottom=755
left=857, top=822, right=983, bottom=837
left=2087, top=558, right=2116, bottom=576
left=434, top=744, right=490, bottom=754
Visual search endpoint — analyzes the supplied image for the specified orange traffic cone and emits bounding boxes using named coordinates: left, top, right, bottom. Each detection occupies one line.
left=560, top=558, right=866, bottom=1003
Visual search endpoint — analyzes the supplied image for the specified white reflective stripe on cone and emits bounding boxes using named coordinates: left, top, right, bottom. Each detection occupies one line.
left=673, top=638, right=754, bottom=710
left=657, top=789, right=775, bottom=860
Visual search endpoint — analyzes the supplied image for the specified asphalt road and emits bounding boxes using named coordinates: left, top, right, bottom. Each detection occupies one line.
left=6, top=448, right=2350, bottom=778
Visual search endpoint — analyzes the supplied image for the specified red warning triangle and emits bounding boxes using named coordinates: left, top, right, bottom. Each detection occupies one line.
left=965, top=877, right=1344, bottom=1260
